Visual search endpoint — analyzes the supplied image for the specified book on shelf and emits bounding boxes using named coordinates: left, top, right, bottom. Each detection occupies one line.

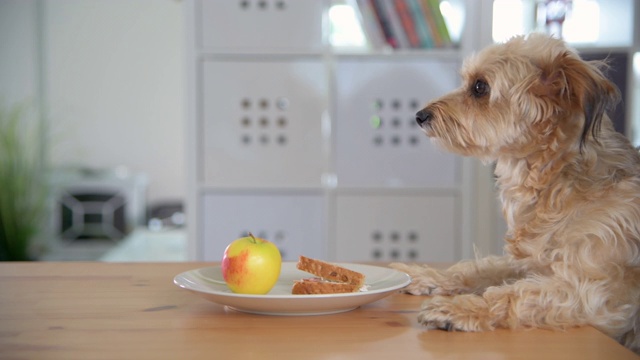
left=393, top=0, right=422, bottom=48
left=424, top=0, right=452, bottom=46
left=355, top=0, right=453, bottom=50
left=419, top=0, right=443, bottom=47
left=360, top=0, right=414, bottom=49
left=353, top=0, right=388, bottom=49
left=379, top=0, right=410, bottom=48
left=406, top=0, right=435, bottom=48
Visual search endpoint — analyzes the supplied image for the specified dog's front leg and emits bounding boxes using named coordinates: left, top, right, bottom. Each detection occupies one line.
left=415, top=280, right=540, bottom=332
left=390, top=255, right=526, bottom=296
left=417, top=280, right=561, bottom=332
left=416, top=274, right=631, bottom=333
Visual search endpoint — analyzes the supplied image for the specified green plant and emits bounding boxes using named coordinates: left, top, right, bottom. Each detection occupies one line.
left=0, top=102, right=48, bottom=261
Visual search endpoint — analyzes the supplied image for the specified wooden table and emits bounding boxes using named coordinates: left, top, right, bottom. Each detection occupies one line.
left=1, top=262, right=637, bottom=359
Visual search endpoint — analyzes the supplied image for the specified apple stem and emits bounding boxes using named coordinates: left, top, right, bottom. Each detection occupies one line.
left=248, top=232, right=257, bottom=244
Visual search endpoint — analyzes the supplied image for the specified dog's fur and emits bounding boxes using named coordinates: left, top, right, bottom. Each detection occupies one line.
left=391, top=34, right=640, bottom=353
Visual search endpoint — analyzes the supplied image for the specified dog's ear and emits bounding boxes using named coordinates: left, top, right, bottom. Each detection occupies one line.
left=532, top=52, right=620, bottom=148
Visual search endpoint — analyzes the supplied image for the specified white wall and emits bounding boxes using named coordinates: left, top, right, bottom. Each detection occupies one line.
left=0, top=0, right=186, bottom=207
left=0, top=0, right=40, bottom=106
left=1, top=0, right=503, bottom=255
left=46, top=0, right=186, bottom=205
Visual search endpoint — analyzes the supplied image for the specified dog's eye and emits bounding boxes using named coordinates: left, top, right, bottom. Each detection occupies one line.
left=472, top=79, right=489, bottom=98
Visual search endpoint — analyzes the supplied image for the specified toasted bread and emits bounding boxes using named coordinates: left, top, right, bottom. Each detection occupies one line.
left=291, top=278, right=361, bottom=295
left=292, top=256, right=366, bottom=295
left=297, top=255, right=366, bottom=286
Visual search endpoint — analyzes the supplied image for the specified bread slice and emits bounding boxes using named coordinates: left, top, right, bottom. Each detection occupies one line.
left=292, top=256, right=366, bottom=295
left=291, top=278, right=361, bottom=295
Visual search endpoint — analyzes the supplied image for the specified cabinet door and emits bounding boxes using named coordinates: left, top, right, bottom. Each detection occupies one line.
left=201, top=192, right=326, bottom=261
left=334, top=194, right=458, bottom=262
left=201, top=59, right=326, bottom=187
left=198, top=0, right=323, bottom=52
left=334, top=58, right=460, bottom=188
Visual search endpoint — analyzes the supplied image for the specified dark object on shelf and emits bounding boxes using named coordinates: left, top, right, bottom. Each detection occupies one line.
left=148, top=202, right=185, bottom=231
left=581, top=51, right=628, bottom=135
left=59, top=191, right=127, bottom=240
left=52, top=167, right=148, bottom=242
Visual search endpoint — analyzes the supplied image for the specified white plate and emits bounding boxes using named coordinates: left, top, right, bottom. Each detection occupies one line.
left=174, top=262, right=411, bottom=316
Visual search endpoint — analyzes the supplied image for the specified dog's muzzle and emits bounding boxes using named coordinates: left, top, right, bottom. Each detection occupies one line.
left=416, top=109, right=433, bottom=127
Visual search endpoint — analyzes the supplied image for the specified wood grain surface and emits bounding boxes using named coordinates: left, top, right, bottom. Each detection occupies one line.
left=1, top=262, right=637, bottom=359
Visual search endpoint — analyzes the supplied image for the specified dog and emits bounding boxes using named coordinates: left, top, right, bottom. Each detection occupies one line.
left=390, top=33, right=640, bottom=353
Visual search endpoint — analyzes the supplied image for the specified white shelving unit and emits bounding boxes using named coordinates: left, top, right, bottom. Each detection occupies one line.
left=185, top=0, right=639, bottom=262
left=184, top=0, right=496, bottom=262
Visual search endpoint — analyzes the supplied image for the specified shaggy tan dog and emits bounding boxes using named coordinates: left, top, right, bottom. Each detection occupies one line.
left=391, top=34, right=640, bottom=353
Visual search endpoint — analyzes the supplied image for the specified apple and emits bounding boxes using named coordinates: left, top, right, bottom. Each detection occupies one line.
left=221, top=233, right=282, bottom=294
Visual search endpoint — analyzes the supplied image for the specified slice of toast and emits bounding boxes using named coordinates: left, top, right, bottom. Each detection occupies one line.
left=292, top=256, right=366, bottom=295
left=296, top=255, right=366, bottom=287
left=291, top=278, right=361, bottom=295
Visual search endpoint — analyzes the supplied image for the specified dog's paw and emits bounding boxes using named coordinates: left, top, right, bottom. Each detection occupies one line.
left=417, top=295, right=495, bottom=332
left=389, top=263, right=439, bottom=295
left=389, top=263, right=465, bottom=296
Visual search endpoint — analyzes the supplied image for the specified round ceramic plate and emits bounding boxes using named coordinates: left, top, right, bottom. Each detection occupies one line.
left=174, top=262, right=411, bottom=316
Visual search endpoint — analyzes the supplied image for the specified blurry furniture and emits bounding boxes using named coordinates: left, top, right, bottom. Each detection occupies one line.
left=51, top=167, right=148, bottom=241
left=185, top=0, right=480, bottom=263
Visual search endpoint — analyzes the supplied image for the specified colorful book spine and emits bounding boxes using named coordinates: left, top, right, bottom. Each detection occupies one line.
left=353, top=0, right=387, bottom=49
left=353, top=0, right=453, bottom=50
left=426, top=0, right=452, bottom=46
left=419, top=0, right=443, bottom=47
left=369, top=0, right=401, bottom=48
left=378, top=0, right=411, bottom=49
left=406, top=0, right=434, bottom=48
left=393, top=0, right=421, bottom=48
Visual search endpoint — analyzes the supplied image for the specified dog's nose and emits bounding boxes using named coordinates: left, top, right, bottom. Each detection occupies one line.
left=416, top=109, right=433, bottom=126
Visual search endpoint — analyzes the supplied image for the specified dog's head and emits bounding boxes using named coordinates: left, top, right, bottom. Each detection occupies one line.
left=416, top=33, right=620, bottom=162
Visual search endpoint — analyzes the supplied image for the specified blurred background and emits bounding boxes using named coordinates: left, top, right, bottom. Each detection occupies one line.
left=0, top=0, right=638, bottom=262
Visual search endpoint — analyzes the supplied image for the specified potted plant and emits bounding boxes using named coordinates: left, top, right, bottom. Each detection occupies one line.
left=0, top=102, right=48, bottom=261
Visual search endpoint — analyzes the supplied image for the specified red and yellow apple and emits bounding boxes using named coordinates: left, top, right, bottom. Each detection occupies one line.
left=221, top=233, right=282, bottom=294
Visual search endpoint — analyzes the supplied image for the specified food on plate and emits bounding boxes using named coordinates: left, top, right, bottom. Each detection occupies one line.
left=292, top=255, right=366, bottom=295
left=291, top=278, right=363, bottom=295
left=221, top=232, right=282, bottom=295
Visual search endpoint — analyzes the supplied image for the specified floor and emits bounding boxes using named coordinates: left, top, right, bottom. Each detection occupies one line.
left=41, top=228, right=187, bottom=262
